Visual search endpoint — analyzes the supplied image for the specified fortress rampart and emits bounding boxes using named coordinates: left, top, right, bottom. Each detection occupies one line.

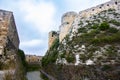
left=48, top=0, right=120, bottom=47
left=78, top=0, right=119, bottom=18
left=26, top=55, right=42, bottom=63
left=0, top=10, right=19, bottom=56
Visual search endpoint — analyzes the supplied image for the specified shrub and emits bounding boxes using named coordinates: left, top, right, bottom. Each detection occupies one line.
left=108, top=8, right=115, bottom=12
left=105, top=46, right=117, bottom=57
left=109, top=20, right=120, bottom=26
left=50, top=38, right=59, bottom=50
left=101, top=65, right=112, bottom=71
left=91, top=31, right=120, bottom=44
left=79, top=54, right=87, bottom=63
left=91, top=24, right=99, bottom=29
left=60, top=52, right=66, bottom=58
left=108, top=27, right=118, bottom=33
left=66, top=54, right=75, bottom=63
left=42, top=39, right=59, bottom=67
left=26, top=63, right=41, bottom=71
left=78, top=27, right=87, bottom=33
left=18, top=49, right=27, bottom=68
left=99, top=22, right=110, bottom=31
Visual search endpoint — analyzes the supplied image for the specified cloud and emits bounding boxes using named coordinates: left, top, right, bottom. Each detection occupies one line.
left=18, top=0, right=56, bottom=33
left=64, top=0, right=110, bottom=12
left=0, top=0, right=56, bottom=56
left=20, top=39, right=43, bottom=47
left=20, top=39, right=48, bottom=56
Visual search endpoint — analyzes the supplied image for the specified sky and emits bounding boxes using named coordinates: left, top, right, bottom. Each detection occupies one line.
left=0, top=0, right=110, bottom=56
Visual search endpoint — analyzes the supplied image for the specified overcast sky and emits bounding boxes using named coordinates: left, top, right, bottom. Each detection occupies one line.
left=0, top=0, right=110, bottom=56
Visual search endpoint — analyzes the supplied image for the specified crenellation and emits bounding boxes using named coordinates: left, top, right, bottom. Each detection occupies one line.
left=78, top=0, right=119, bottom=18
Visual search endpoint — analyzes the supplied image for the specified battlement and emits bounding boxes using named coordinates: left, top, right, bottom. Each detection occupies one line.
left=78, top=0, right=119, bottom=18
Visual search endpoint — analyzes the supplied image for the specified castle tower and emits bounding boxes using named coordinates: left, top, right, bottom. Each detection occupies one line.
left=59, top=12, right=77, bottom=42
left=48, top=31, right=59, bottom=49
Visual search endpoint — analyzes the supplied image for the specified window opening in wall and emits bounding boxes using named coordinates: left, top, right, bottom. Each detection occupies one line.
left=99, top=7, right=102, bottom=9
left=52, top=34, right=54, bottom=37
left=0, top=55, right=2, bottom=57
left=92, top=9, right=94, bottom=11
left=107, top=4, right=109, bottom=6
left=115, top=2, right=117, bottom=5
left=0, top=18, right=2, bottom=21
left=66, top=22, right=69, bottom=24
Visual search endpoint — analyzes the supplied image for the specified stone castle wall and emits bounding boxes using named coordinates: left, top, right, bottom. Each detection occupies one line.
left=26, top=55, right=42, bottom=63
left=0, top=9, right=19, bottom=69
left=78, top=0, right=119, bottom=18
left=58, top=0, right=120, bottom=42
left=48, top=0, right=120, bottom=47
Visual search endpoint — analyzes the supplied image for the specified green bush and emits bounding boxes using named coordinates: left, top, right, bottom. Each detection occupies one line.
left=60, top=52, right=65, bottom=58
left=91, top=24, right=99, bottom=29
left=101, top=65, right=112, bottom=71
left=26, top=63, right=41, bottom=71
left=18, top=49, right=27, bottom=68
left=50, top=38, right=59, bottom=50
left=42, top=39, right=59, bottom=67
left=108, top=27, right=118, bottom=33
left=78, top=27, right=87, bottom=33
left=109, top=20, right=120, bottom=26
left=66, top=54, right=75, bottom=63
left=79, top=54, right=87, bottom=63
left=91, top=31, right=120, bottom=44
left=105, top=46, right=117, bottom=57
left=99, top=22, right=110, bottom=31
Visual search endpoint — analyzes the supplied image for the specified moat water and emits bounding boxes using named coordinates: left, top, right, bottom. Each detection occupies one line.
left=26, top=71, right=43, bottom=80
